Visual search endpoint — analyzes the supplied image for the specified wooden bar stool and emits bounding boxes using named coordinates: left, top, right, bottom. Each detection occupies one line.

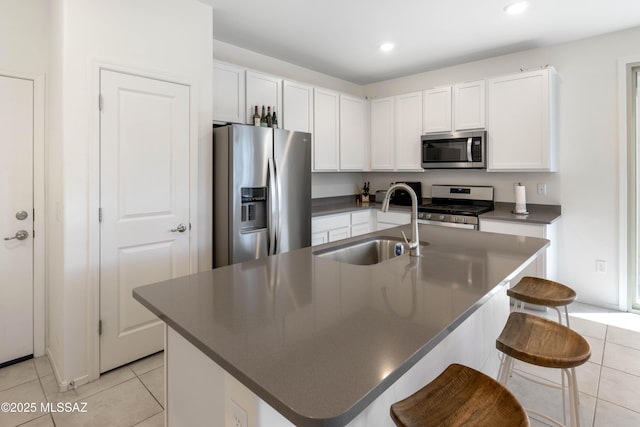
left=508, top=276, right=576, bottom=326
left=496, top=312, right=590, bottom=427
left=390, top=364, right=530, bottom=427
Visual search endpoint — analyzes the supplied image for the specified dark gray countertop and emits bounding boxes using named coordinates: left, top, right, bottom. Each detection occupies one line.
left=312, top=196, right=561, bottom=225
left=311, top=195, right=414, bottom=217
left=480, top=202, right=561, bottom=224
left=134, top=225, right=549, bottom=426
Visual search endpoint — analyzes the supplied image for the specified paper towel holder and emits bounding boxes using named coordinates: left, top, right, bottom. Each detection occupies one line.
left=511, top=182, right=529, bottom=215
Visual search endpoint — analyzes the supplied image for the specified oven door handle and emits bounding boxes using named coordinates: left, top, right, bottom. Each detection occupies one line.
left=467, top=138, right=473, bottom=162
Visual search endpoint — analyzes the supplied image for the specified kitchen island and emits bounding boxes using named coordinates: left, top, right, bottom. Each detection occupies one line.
left=134, top=224, right=549, bottom=427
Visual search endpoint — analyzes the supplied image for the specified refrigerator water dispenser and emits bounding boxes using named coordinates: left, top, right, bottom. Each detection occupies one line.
left=240, top=187, right=267, bottom=231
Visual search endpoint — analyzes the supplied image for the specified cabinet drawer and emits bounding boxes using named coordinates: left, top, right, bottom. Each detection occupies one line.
left=351, top=210, right=371, bottom=225
left=377, top=211, right=410, bottom=225
left=312, top=213, right=351, bottom=232
left=479, top=219, right=545, bottom=238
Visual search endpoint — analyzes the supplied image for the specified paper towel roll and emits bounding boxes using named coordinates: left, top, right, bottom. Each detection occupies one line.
left=514, top=184, right=527, bottom=214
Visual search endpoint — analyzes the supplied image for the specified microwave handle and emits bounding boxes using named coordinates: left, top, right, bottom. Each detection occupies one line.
left=467, top=138, right=473, bottom=161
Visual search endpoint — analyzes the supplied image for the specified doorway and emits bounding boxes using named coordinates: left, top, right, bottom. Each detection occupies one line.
left=0, top=75, right=34, bottom=365
left=99, top=69, right=192, bottom=372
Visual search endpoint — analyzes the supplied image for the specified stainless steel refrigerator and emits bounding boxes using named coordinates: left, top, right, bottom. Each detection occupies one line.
left=213, top=124, right=311, bottom=267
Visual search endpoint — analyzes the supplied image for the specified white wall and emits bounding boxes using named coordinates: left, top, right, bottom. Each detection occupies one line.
left=213, top=40, right=363, bottom=97
left=361, top=27, right=640, bottom=310
left=0, top=0, right=49, bottom=75
left=47, top=0, right=213, bottom=387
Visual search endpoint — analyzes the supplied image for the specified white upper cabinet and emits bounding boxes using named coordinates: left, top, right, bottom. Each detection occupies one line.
left=454, top=80, right=485, bottom=130
left=371, top=93, right=422, bottom=171
left=283, top=80, right=313, bottom=133
left=339, top=94, right=368, bottom=170
left=212, top=61, right=245, bottom=124
left=395, top=91, right=423, bottom=170
left=423, top=86, right=452, bottom=133
left=313, top=88, right=340, bottom=171
left=487, top=68, right=556, bottom=171
left=246, top=71, right=282, bottom=125
left=370, top=97, right=395, bottom=170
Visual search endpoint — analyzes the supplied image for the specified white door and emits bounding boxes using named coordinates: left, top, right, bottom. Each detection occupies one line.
left=99, top=70, right=191, bottom=372
left=0, top=75, right=34, bottom=365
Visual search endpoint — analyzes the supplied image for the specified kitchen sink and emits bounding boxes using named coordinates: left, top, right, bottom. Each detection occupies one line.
left=313, top=236, right=427, bottom=265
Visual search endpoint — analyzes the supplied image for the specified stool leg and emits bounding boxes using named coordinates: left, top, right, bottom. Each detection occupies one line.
left=565, top=368, right=581, bottom=427
left=561, top=369, right=567, bottom=426
left=564, top=305, right=571, bottom=328
left=497, top=354, right=514, bottom=385
left=553, top=307, right=562, bottom=324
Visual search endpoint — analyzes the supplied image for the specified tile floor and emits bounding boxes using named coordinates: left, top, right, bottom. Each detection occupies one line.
left=0, top=352, right=164, bottom=427
left=1, top=302, right=640, bottom=426
left=511, top=302, right=640, bottom=426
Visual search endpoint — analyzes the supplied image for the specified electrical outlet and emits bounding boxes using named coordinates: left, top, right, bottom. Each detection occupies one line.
left=537, top=183, right=546, bottom=196
left=230, top=400, right=248, bottom=427
left=596, top=259, right=607, bottom=274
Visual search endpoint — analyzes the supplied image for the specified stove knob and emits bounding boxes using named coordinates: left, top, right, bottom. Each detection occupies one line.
left=426, top=213, right=432, bottom=220
left=453, top=216, right=458, bottom=223
left=438, top=215, right=445, bottom=221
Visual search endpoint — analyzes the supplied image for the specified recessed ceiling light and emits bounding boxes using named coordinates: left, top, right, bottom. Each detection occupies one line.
left=504, top=1, right=529, bottom=15
left=379, top=42, right=395, bottom=52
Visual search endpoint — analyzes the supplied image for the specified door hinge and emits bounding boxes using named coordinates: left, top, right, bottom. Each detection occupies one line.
left=99, top=94, right=103, bottom=111
left=189, top=223, right=192, bottom=231
left=98, top=320, right=103, bottom=335
left=99, top=208, right=103, bottom=222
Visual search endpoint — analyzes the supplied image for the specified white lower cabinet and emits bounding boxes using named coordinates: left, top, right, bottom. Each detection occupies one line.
left=376, top=210, right=411, bottom=230
left=479, top=218, right=557, bottom=282
left=311, top=213, right=351, bottom=246
left=312, top=209, right=412, bottom=246
left=350, top=210, right=373, bottom=237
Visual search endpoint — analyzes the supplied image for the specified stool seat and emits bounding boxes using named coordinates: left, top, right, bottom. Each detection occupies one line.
left=508, top=276, right=576, bottom=308
left=497, top=312, right=591, bottom=369
left=390, top=364, right=529, bottom=427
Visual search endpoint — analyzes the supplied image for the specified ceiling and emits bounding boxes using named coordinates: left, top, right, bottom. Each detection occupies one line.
left=204, top=0, right=640, bottom=85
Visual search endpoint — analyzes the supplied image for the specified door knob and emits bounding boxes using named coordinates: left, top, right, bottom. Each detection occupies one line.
left=16, top=211, right=28, bottom=220
left=170, top=224, right=187, bottom=233
left=4, top=230, right=29, bottom=241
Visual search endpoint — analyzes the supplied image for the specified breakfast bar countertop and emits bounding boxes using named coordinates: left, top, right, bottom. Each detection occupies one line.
left=134, top=224, right=549, bottom=426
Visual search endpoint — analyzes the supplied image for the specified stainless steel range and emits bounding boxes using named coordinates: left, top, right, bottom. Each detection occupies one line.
left=417, top=185, right=494, bottom=230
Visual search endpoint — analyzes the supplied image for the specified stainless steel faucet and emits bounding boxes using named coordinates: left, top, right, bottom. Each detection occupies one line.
left=381, top=183, right=421, bottom=257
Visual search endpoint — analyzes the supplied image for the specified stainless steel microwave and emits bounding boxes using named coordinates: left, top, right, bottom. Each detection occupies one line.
left=421, top=130, right=486, bottom=169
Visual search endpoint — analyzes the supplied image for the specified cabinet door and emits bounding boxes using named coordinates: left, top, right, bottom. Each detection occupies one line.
left=487, top=69, right=555, bottom=171
left=246, top=71, right=282, bottom=125
left=212, top=61, right=245, bottom=124
left=423, top=86, right=452, bottom=133
left=313, top=88, right=340, bottom=171
left=340, top=94, right=367, bottom=170
left=370, top=97, right=395, bottom=170
left=395, top=91, right=423, bottom=170
left=479, top=219, right=547, bottom=279
left=351, top=210, right=372, bottom=237
left=283, top=80, right=313, bottom=133
left=454, top=80, right=485, bottom=130
left=329, top=227, right=350, bottom=242
left=311, top=231, right=329, bottom=246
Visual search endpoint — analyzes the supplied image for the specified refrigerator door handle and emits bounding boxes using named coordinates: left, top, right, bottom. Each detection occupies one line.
left=268, top=157, right=279, bottom=255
